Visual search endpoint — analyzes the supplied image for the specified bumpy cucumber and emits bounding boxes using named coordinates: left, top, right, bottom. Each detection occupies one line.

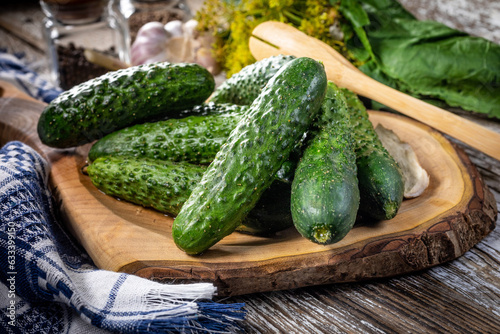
left=38, top=62, right=215, bottom=148
left=172, top=57, right=327, bottom=255
left=88, top=101, right=296, bottom=235
left=209, top=55, right=296, bottom=105
left=291, top=82, right=359, bottom=245
left=236, top=180, right=293, bottom=236
left=88, top=103, right=247, bottom=164
left=87, top=155, right=293, bottom=234
left=342, top=89, right=404, bottom=220
left=172, top=102, right=245, bottom=118
left=88, top=102, right=300, bottom=184
left=87, top=156, right=206, bottom=215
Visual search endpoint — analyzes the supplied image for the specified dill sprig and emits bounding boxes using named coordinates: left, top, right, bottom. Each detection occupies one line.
left=195, top=0, right=358, bottom=77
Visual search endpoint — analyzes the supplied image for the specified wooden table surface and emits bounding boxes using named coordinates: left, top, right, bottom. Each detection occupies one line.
left=1, top=1, right=499, bottom=333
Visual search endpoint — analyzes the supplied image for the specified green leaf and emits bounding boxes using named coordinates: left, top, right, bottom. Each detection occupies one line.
left=341, top=0, right=500, bottom=118
left=339, top=0, right=370, bottom=28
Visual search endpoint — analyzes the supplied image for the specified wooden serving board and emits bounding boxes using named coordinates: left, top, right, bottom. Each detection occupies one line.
left=0, top=80, right=496, bottom=296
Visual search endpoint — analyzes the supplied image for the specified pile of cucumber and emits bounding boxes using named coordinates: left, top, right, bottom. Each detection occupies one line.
left=38, top=56, right=404, bottom=255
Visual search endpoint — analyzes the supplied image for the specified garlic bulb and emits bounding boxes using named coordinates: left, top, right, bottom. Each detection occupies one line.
left=164, top=19, right=221, bottom=75
left=130, top=19, right=221, bottom=75
left=130, top=21, right=169, bottom=65
left=195, top=46, right=220, bottom=75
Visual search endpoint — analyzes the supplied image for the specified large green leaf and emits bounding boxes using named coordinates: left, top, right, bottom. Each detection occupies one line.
left=341, top=0, right=500, bottom=118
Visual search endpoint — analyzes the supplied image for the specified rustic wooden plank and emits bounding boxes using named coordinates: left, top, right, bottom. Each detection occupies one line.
left=0, top=2, right=46, bottom=52
left=231, top=249, right=500, bottom=332
left=228, top=219, right=500, bottom=333
left=0, top=5, right=52, bottom=82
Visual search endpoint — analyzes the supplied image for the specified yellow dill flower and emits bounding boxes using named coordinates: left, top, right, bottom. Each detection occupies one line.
left=195, top=0, right=359, bottom=76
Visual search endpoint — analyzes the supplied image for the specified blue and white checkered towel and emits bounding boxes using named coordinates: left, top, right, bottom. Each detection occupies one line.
left=0, top=50, right=61, bottom=103
left=0, top=141, right=245, bottom=333
left=0, top=52, right=245, bottom=333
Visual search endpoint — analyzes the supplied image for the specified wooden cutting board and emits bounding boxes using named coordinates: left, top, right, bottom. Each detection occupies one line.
left=0, top=80, right=496, bottom=296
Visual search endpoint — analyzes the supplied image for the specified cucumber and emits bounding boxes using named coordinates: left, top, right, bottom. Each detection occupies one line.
left=236, top=180, right=293, bottom=236
left=172, top=57, right=328, bottom=255
left=87, top=156, right=206, bottom=216
left=87, top=155, right=293, bottom=234
left=88, top=102, right=301, bottom=182
left=342, top=89, right=404, bottom=220
left=38, top=62, right=215, bottom=148
left=291, top=82, right=360, bottom=245
left=88, top=103, right=247, bottom=164
left=88, top=101, right=297, bottom=235
left=209, top=55, right=296, bottom=105
left=172, top=101, right=245, bottom=118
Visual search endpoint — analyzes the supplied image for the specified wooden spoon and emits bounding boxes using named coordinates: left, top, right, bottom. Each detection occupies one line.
left=249, top=21, right=500, bottom=161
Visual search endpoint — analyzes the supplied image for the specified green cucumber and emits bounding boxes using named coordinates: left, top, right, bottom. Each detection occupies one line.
left=38, top=62, right=215, bottom=148
left=172, top=57, right=327, bottom=255
left=209, top=55, right=296, bottom=105
left=88, top=103, right=247, bottom=164
left=87, top=155, right=293, bottom=234
left=88, top=101, right=297, bottom=235
left=236, top=180, right=293, bottom=236
left=342, top=89, right=404, bottom=220
left=172, top=102, right=245, bottom=118
left=88, top=102, right=301, bottom=183
left=87, top=156, right=206, bottom=215
left=291, top=82, right=359, bottom=245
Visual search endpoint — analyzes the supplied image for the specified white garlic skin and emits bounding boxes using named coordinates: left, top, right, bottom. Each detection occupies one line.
left=130, top=19, right=221, bottom=75
left=164, top=20, right=184, bottom=38
left=131, top=21, right=169, bottom=65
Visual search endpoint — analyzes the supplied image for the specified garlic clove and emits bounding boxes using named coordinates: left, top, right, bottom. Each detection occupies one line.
left=131, top=40, right=167, bottom=65
left=165, top=36, right=191, bottom=63
left=195, top=47, right=221, bottom=75
left=197, top=32, right=216, bottom=49
left=164, top=20, right=184, bottom=38
left=182, top=19, right=199, bottom=38
left=142, top=52, right=170, bottom=65
left=375, top=124, right=430, bottom=198
left=135, top=21, right=168, bottom=42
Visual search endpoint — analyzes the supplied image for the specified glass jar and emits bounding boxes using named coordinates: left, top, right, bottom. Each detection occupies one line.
left=41, top=0, right=130, bottom=90
left=118, top=0, right=191, bottom=43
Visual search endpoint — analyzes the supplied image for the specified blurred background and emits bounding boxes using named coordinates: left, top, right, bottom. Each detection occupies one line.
left=1, top=0, right=499, bottom=88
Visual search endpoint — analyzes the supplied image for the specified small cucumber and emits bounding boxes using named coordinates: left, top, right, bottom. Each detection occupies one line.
left=236, top=180, right=293, bottom=236
left=342, top=89, right=404, bottom=220
left=172, top=102, right=246, bottom=118
left=209, top=55, right=296, bottom=105
left=172, top=57, right=327, bottom=255
left=291, top=82, right=359, bottom=245
left=88, top=103, right=247, bottom=164
left=87, top=155, right=293, bottom=234
left=38, top=62, right=215, bottom=148
left=88, top=101, right=297, bottom=235
left=88, top=102, right=301, bottom=184
left=87, top=156, right=206, bottom=215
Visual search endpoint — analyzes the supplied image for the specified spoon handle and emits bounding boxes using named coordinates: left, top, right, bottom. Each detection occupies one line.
left=346, top=71, right=500, bottom=160
left=250, top=21, right=500, bottom=161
